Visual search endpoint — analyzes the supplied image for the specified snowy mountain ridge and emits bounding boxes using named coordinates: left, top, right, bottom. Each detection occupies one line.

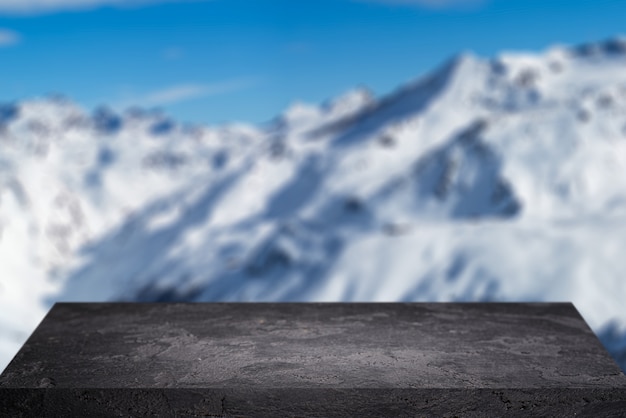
left=2, top=37, right=626, bottom=372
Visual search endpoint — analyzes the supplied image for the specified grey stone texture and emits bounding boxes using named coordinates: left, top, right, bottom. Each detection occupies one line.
left=1, top=302, right=626, bottom=416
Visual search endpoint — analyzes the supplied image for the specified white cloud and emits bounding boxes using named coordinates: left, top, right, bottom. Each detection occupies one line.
left=162, top=47, right=184, bottom=61
left=0, top=28, right=20, bottom=47
left=120, top=78, right=259, bottom=108
left=0, top=0, right=207, bottom=15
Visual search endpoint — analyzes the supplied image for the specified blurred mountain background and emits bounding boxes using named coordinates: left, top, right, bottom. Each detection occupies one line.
left=1, top=0, right=626, bottom=374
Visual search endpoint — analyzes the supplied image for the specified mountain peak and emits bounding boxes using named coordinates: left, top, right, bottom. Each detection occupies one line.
left=4, top=37, right=626, bottom=375
left=322, top=86, right=375, bottom=117
left=569, top=36, right=626, bottom=58
left=276, top=101, right=322, bottom=129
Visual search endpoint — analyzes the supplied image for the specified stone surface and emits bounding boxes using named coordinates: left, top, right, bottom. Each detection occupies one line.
left=1, top=302, right=626, bottom=417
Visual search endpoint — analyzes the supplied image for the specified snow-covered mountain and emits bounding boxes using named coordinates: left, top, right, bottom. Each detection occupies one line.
left=3, top=38, right=626, bottom=373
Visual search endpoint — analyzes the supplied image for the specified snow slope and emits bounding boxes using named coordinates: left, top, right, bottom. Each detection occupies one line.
left=3, top=38, right=626, bottom=373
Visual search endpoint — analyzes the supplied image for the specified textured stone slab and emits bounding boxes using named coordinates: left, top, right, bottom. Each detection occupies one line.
left=1, top=302, right=626, bottom=417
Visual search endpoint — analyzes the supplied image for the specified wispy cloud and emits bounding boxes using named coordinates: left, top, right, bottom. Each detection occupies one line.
left=0, top=0, right=207, bottom=15
left=354, top=0, right=488, bottom=10
left=0, top=28, right=20, bottom=47
left=162, top=46, right=184, bottom=61
left=119, top=78, right=260, bottom=108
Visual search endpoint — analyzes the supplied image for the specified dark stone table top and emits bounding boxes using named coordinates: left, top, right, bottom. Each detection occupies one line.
left=2, top=302, right=626, bottom=417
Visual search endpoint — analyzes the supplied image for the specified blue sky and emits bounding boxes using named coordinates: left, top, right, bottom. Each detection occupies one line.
left=0, top=0, right=625, bottom=125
